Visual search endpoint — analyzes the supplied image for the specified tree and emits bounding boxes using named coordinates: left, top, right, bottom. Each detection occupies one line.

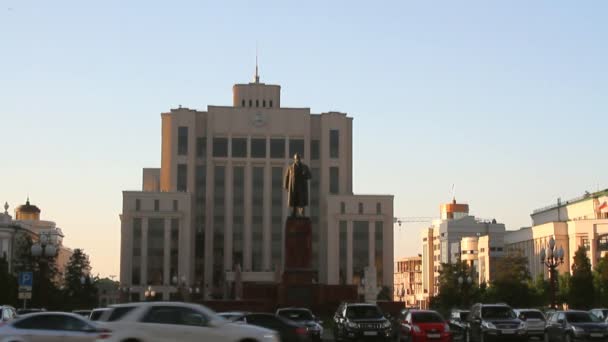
left=430, top=261, right=478, bottom=315
left=557, top=272, right=570, bottom=307
left=569, top=246, right=594, bottom=309
left=0, top=255, right=18, bottom=306
left=594, top=253, right=608, bottom=306
left=63, top=249, right=98, bottom=310
left=489, top=253, right=534, bottom=307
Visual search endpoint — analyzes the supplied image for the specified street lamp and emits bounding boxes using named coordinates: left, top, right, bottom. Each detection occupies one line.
left=31, top=231, right=60, bottom=308
left=144, top=286, right=156, bottom=301
left=540, top=237, right=564, bottom=309
left=456, top=272, right=473, bottom=308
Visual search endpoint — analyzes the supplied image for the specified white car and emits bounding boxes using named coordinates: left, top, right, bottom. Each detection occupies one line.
left=0, top=311, right=110, bottom=342
left=98, top=302, right=280, bottom=342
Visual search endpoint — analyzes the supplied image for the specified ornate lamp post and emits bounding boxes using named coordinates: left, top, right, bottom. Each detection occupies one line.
left=144, top=286, right=156, bottom=301
left=172, top=275, right=187, bottom=301
left=457, top=274, right=473, bottom=308
left=540, top=237, right=564, bottom=309
left=31, top=231, right=59, bottom=308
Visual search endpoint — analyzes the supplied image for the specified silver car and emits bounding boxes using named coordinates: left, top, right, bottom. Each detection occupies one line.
left=0, top=312, right=110, bottom=342
left=514, top=308, right=546, bottom=339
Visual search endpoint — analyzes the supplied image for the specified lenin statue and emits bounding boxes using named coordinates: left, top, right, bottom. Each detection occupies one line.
left=284, top=153, right=311, bottom=217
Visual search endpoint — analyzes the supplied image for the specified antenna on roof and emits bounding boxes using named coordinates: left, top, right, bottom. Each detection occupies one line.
left=450, top=184, right=456, bottom=202
left=254, top=43, right=260, bottom=83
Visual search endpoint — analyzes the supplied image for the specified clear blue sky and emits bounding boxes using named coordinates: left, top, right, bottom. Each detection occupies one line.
left=1, top=1, right=607, bottom=278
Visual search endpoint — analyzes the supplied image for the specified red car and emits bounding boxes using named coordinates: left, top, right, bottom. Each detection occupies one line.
left=399, top=309, right=452, bottom=342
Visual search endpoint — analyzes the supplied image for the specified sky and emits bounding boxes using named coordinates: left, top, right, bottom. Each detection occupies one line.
left=1, top=1, right=607, bottom=279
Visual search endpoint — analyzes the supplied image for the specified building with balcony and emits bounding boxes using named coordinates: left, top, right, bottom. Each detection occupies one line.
left=394, top=256, right=423, bottom=307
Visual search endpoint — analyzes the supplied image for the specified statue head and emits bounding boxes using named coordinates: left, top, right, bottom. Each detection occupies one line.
left=293, top=153, right=301, bottom=164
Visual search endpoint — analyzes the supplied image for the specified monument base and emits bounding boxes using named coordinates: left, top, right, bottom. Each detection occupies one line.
left=284, top=216, right=312, bottom=269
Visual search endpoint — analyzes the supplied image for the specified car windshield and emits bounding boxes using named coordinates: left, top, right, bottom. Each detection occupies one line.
left=412, top=312, right=444, bottom=323
left=346, top=306, right=383, bottom=319
left=90, top=310, right=107, bottom=321
left=278, top=310, right=313, bottom=321
left=519, top=311, right=545, bottom=320
left=482, top=307, right=516, bottom=319
left=566, top=312, right=601, bottom=323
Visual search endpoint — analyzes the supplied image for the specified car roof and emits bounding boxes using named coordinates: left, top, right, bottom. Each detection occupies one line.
left=276, top=307, right=311, bottom=311
left=15, top=312, right=87, bottom=319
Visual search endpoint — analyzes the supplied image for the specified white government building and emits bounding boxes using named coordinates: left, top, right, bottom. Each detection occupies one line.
left=120, top=71, right=394, bottom=300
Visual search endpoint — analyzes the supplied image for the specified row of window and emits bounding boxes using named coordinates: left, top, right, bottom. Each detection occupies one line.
left=340, top=202, right=383, bottom=214
left=178, top=127, right=340, bottom=160
left=241, top=99, right=273, bottom=108
left=135, top=199, right=179, bottom=212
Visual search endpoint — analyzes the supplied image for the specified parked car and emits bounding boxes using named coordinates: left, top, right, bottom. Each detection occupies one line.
left=398, top=309, right=452, bottom=342
left=239, top=313, right=311, bottom=342
left=333, top=302, right=393, bottom=341
left=16, top=308, right=45, bottom=316
left=466, top=303, right=526, bottom=342
left=0, top=305, right=17, bottom=323
left=0, top=311, right=110, bottom=341
left=590, top=308, right=608, bottom=321
left=89, top=308, right=110, bottom=321
left=97, top=301, right=280, bottom=342
left=545, top=310, right=608, bottom=342
left=72, top=310, right=92, bottom=318
left=448, top=309, right=470, bottom=341
left=217, top=311, right=250, bottom=322
left=276, top=307, right=323, bottom=342
left=513, top=308, right=546, bottom=339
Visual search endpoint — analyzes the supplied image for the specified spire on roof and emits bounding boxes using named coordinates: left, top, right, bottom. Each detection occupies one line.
left=254, top=44, right=260, bottom=83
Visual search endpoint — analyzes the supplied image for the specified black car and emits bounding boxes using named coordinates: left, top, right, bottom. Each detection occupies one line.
left=466, top=303, right=526, bottom=341
left=333, top=302, right=393, bottom=341
left=276, top=307, right=323, bottom=342
left=449, top=309, right=470, bottom=341
left=240, top=312, right=311, bottom=342
left=545, top=310, right=608, bottom=342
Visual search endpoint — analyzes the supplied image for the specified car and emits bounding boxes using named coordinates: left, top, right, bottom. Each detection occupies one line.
left=513, top=308, right=546, bottom=339
left=449, top=309, right=470, bottom=341
left=276, top=307, right=323, bottom=342
left=72, top=310, right=92, bottom=318
left=466, top=303, right=526, bottom=342
left=97, top=301, right=280, bottom=342
left=218, top=311, right=250, bottom=322
left=15, top=308, right=45, bottom=316
left=0, top=305, right=17, bottom=323
left=398, top=309, right=451, bottom=342
left=0, top=311, right=111, bottom=341
left=237, top=313, right=311, bottom=342
left=590, top=308, right=608, bottom=321
left=333, top=302, right=393, bottom=341
left=545, top=310, right=608, bottom=342
left=89, top=308, right=110, bottom=321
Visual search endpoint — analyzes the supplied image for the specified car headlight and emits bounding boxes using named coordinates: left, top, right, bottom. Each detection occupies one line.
left=347, top=321, right=360, bottom=329
left=412, top=325, right=422, bottom=333
left=382, top=321, right=392, bottom=328
left=572, top=325, right=585, bottom=334
left=481, top=321, right=496, bottom=330
left=518, top=322, right=526, bottom=330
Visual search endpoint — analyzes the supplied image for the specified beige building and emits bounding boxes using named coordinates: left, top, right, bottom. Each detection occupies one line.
left=505, top=189, right=608, bottom=278
left=120, top=73, right=394, bottom=300
left=420, top=199, right=505, bottom=304
left=393, top=256, right=423, bottom=307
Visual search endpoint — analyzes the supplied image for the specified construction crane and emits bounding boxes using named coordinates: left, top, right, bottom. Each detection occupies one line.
left=393, top=217, right=434, bottom=227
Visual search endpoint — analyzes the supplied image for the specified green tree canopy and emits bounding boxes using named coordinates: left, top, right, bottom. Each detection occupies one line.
left=569, top=245, right=594, bottom=309
left=63, top=249, right=98, bottom=310
left=488, top=253, right=534, bottom=307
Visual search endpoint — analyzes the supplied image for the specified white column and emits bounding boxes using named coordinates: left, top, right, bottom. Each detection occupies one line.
left=244, top=160, right=253, bottom=271
left=368, top=220, right=375, bottom=268
left=347, top=220, right=353, bottom=284
left=225, top=163, right=234, bottom=271
left=141, top=217, right=148, bottom=286
left=163, top=218, right=171, bottom=286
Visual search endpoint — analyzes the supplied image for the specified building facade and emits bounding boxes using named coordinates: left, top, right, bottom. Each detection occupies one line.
left=393, top=256, right=423, bottom=307
left=120, top=74, right=394, bottom=300
left=505, top=189, right=608, bottom=279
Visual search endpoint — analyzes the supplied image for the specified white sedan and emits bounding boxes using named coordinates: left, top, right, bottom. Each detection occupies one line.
left=0, top=312, right=110, bottom=342
left=98, top=302, right=280, bottom=342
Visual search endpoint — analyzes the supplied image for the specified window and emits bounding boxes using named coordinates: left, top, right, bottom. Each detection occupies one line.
left=311, top=140, right=320, bottom=160
left=173, top=200, right=178, bottom=211
left=147, top=218, right=165, bottom=285
left=340, top=202, right=345, bottom=214
left=330, top=129, right=339, bottom=158
left=196, top=137, right=206, bottom=158
left=177, top=164, right=187, bottom=192
left=263, top=100, right=266, bottom=107
left=135, top=199, right=141, bottom=211
left=249, top=100, right=252, bottom=107
left=270, top=138, right=285, bottom=159
left=289, top=139, right=304, bottom=158
left=376, top=202, right=382, bottom=214
left=231, top=138, right=247, bottom=158
left=256, top=99, right=259, bottom=107
left=142, top=306, right=208, bottom=326
left=358, top=202, right=364, bottom=214
left=213, top=138, right=228, bottom=157
left=178, top=126, right=188, bottom=155
left=132, top=218, right=142, bottom=285
left=269, top=100, right=273, bottom=108
left=251, top=138, right=266, bottom=158
left=154, top=200, right=159, bottom=212
left=241, top=99, right=245, bottom=107
left=330, top=167, right=339, bottom=194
